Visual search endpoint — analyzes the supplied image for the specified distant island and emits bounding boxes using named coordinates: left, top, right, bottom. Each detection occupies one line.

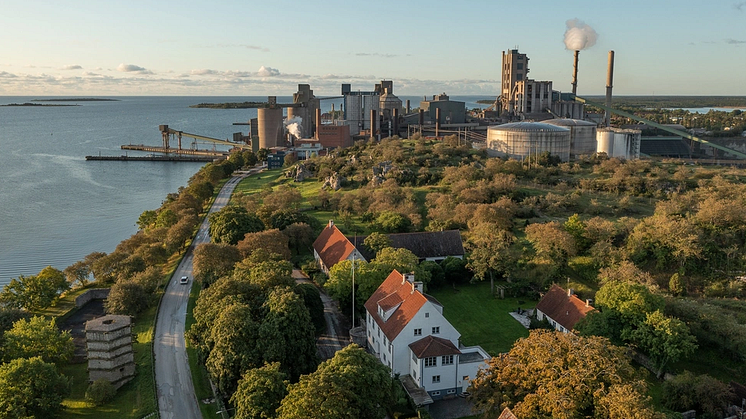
left=476, top=99, right=496, bottom=104
left=190, top=101, right=268, bottom=109
left=32, top=98, right=119, bottom=102
left=2, top=102, right=79, bottom=107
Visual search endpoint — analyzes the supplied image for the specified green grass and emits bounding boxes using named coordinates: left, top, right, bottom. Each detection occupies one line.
left=429, top=281, right=533, bottom=355
left=38, top=286, right=101, bottom=320
left=232, top=168, right=285, bottom=197
left=59, top=304, right=158, bottom=418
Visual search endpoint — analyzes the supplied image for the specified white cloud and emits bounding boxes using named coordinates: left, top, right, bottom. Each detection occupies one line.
left=257, top=66, right=280, bottom=77
left=117, top=63, right=152, bottom=74
left=190, top=69, right=218, bottom=76
left=60, top=65, right=82, bottom=70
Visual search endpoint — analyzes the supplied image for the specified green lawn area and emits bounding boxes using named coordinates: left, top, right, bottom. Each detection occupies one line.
left=429, top=281, right=533, bottom=355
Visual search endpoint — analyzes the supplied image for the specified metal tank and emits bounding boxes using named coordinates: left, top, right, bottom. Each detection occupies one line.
left=486, top=122, right=571, bottom=162
left=596, top=128, right=615, bottom=156
left=257, top=107, right=284, bottom=149
left=544, top=119, right=597, bottom=159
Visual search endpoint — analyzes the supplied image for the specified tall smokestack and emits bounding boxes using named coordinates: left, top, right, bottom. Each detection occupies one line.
left=315, top=108, right=321, bottom=140
left=370, top=109, right=376, bottom=139
left=605, top=50, right=615, bottom=127
left=571, top=50, right=579, bottom=96
left=406, top=99, right=410, bottom=114
left=435, top=108, right=441, bottom=138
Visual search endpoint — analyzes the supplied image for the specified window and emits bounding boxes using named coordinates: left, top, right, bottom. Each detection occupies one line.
left=432, top=391, right=441, bottom=396
left=432, top=375, right=441, bottom=384
left=378, top=329, right=380, bottom=337
left=447, top=389, right=456, bottom=394
left=516, top=73, right=523, bottom=80
left=425, top=312, right=429, bottom=318
left=412, top=352, right=418, bottom=362
left=414, top=328, right=422, bottom=336
left=432, top=326, right=440, bottom=334
left=463, top=375, right=470, bottom=381
left=383, top=353, right=386, bottom=362
left=424, top=357, right=437, bottom=367
left=442, top=355, right=454, bottom=365
left=517, top=63, right=524, bottom=70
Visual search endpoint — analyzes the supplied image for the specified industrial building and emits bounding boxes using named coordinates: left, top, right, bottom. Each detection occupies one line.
left=500, top=49, right=554, bottom=120
left=597, top=128, right=641, bottom=160
left=341, top=80, right=401, bottom=138
left=486, top=122, right=571, bottom=162
left=544, top=118, right=597, bottom=158
left=419, top=93, right=466, bottom=124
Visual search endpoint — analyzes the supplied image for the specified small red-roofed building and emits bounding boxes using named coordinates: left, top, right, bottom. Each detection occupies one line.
left=535, top=284, right=595, bottom=333
left=312, top=220, right=366, bottom=274
left=365, top=270, right=490, bottom=402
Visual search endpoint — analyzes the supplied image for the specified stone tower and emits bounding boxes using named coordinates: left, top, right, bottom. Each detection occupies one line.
left=85, top=315, right=135, bottom=389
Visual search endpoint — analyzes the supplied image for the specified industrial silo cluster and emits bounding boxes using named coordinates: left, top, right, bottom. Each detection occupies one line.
left=543, top=118, right=597, bottom=159
left=596, top=128, right=641, bottom=160
left=486, top=122, right=571, bottom=162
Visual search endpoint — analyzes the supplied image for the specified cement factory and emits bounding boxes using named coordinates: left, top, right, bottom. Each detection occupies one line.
left=101, top=21, right=746, bottom=165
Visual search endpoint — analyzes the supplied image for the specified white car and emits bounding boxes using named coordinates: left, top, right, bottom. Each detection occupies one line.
left=179, top=276, right=189, bottom=284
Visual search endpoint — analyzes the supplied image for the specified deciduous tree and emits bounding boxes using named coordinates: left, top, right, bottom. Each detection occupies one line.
left=209, top=205, right=265, bottom=245
left=625, top=310, right=697, bottom=378
left=192, top=242, right=242, bottom=285
left=0, top=266, right=69, bottom=310
left=0, top=357, right=70, bottom=419
left=231, top=362, right=288, bottom=419
left=2, top=316, right=74, bottom=364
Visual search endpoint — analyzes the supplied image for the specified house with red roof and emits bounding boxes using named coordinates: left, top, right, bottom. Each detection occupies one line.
left=312, top=220, right=366, bottom=274
left=365, top=270, right=490, bottom=403
left=535, top=284, right=595, bottom=333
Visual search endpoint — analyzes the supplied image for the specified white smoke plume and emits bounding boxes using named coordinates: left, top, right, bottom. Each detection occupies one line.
left=564, top=18, right=598, bottom=51
left=284, top=116, right=303, bottom=140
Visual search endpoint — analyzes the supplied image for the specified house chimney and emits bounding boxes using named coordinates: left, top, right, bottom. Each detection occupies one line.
left=586, top=299, right=591, bottom=308
left=404, top=273, right=415, bottom=284
left=567, top=288, right=573, bottom=297
left=413, top=281, right=424, bottom=294
left=328, top=220, right=334, bottom=228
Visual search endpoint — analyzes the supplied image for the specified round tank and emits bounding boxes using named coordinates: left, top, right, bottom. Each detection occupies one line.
left=612, top=129, right=641, bottom=160
left=596, top=129, right=615, bottom=156
left=544, top=119, right=597, bottom=159
left=486, top=122, right=571, bottom=162
left=258, top=107, right=284, bottom=149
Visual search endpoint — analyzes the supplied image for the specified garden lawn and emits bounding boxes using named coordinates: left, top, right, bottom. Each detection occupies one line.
left=429, top=281, right=533, bottom=355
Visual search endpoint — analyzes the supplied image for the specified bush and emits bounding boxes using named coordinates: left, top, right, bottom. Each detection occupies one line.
left=85, top=379, right=116, bottom=406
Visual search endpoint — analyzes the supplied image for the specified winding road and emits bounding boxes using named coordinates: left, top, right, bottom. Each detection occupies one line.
left=154, top=169, right=259, bottom=419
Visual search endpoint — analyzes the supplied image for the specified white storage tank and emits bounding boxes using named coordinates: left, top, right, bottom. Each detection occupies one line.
left=487, top=122, right=571, bottom=162
left=544, top=119, right=597, bottom=159
left=597, top=128, right=641, bottom=160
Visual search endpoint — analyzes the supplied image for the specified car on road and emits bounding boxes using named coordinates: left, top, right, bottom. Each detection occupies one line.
left=179, top=276, right=189, bottom=284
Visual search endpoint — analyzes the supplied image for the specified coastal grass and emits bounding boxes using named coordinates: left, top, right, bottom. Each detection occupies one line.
left=429, top=281, right=532, bottom=355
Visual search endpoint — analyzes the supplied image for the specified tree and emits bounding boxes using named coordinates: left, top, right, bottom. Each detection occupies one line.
left=374, top=210, right=411, bottom=233
left=662, top=371, right=734, bottom=418
left=209, top=205, right=265, bottom=245
left=0, top=266, right=70, bottom=310
left=105, top=280, right=149, bottom=316
left=258, top=288, right=319, bottom=380
left=137, top=209, right=158, bottom=230
left=625, top=310, right=697, bottom=378
left=237, top=229, right=291, bottom=260
left=231, top=363, right=288, bottom=419
left=277, top=344, right=394, bottom=419
left=0, top=357, right=70, bottom=419
left=192, top=242, right=242, bottom=285
left=466, top=222, right=516, bottom=294
left=85, top=379, right=116, bottom=406
left=282, top=222, right=314, bottom=255
left=3, top=316, right=74, bottom=364
left=294, top=283, right=326, bottom=334
left=525, top=221, right=577, bottom=271
left=363, top=232, right=392, bottom=255
left=470, top=330, right=662, bottom=419
left=598, top=261, right=654, bottom=286
left=64, top=260, right=91, bottom=288
left=595, top=281, right=664, bottom=323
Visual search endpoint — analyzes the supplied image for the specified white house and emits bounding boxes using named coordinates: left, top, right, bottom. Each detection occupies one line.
left=311, top=220, right=366, bottom=274
left=364, top=270, right=490, bottom=403
left=535, top=284, right=595, bottom=333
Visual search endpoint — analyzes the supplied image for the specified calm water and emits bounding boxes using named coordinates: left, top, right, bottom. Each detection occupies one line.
left=0, top=95, right=493, bottom=287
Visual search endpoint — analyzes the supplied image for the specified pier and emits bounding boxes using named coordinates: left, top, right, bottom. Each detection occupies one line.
left=86, top=154, right=217, bottom=162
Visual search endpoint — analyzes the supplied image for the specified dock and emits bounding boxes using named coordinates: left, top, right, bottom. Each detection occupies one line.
left=86, top=154, right=218, bottom=162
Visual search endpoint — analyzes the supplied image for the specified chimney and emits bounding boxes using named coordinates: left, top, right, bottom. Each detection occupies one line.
left=571, top=50, right=579, bottom=95
left=567, top=288, right=574, bottom=297
left=586, top=299, right=591, bottom=308
left=404, top=273, right=415, bottom=284
left=370, top=109, right=377, bottom=139
left=328, top=220, right=334, bottom=228
left=604, top=50, right=615, bottom=127
left=315, top=107, right=322, bottom=140
left=406, top=99, right=411, bottom=114
left=435, top=108, right=441, bottom=137
left=413, top=281, right=424, bottom=294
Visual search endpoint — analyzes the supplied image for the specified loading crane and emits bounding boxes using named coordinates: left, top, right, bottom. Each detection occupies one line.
left=158, top=125, right=251, bottom=150
left=573, top=95, right=746, bottom=160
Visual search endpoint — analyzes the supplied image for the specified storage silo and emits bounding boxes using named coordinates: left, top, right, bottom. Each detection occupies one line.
left=612, top=129, right=641, bottom=160
left=258, top=107, right=284, bottom=149
left=486, top=122, right=571, bottom=162
left=596, top=128, right=615, bottom=156
left=544, top=119, right=597, bottom=159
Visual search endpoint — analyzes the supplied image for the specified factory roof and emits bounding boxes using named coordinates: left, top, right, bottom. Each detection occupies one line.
left=489, top=122, right=570, bottom=133
left=544, top=118, right=597, bottom=127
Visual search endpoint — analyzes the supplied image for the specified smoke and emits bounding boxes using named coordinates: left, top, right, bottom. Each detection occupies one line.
left=564, top=18, right=598, bottom=51
left=284, top=116, right=303, bottom=140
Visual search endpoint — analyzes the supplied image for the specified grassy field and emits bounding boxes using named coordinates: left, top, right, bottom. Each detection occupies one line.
left=429, top=281, right=533, bottom=355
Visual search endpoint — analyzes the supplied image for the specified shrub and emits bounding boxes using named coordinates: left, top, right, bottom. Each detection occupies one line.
left=85, top=379, right=116, bottom=406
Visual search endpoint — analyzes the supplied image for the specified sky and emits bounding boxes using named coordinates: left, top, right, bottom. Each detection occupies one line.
left=1, top=0, right=745, bottom=97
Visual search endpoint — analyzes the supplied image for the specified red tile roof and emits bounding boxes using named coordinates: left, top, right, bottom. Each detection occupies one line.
left=364, top=270, right=428, bottom=341
left=409, top=335, right=461, bottom=358
left=498, top=407, right=519, bottom=419
left=312, top=223, right=357, bottom=270
left=535, top=284, right=595, bottom=331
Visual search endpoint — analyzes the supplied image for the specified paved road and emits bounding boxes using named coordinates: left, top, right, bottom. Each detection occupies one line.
left=154, top=169, right=259, bottom=419
left=316, top=286, right=351, bottom=360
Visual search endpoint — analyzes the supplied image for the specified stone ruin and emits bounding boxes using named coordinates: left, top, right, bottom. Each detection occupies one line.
left=286, top=163, right=313, bottom=182
left=85, top=315, right=135, bottom=389
left=321, top=172, right=344, bottom=191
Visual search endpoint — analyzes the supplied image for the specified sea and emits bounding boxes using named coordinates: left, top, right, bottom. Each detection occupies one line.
left=0, top=95, right=495, bottom=288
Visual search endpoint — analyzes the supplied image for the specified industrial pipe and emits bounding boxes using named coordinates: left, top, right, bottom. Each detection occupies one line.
left=315, top=108, right=321, bottom=140
left=370, top=109, right=376, bottom=140
left=435, top=108, right=441, bottom=138
left=605, top=50, right=615, bottom=127
left=571, top=50, right=579, bottom=95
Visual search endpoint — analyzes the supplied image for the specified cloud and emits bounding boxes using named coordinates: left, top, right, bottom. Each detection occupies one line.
left=356, top=52, right=400, bottom=58
left=734, top=2, right=746, bottom=11
left=0, top=71, right=17, bottom=78
left=60, top=65, right=82, bottom=70
left=190, top=69, right=218, bottom=76
left=117, top=63, right=152, bottom=74
left=257, top=66, right=280, bottom=77
left=726, top=38, right=746, bottom=44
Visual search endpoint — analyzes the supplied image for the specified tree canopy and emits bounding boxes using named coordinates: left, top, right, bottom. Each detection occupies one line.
left=0, top=266, right=69, bottom=310
left=2, top=316, right=74, bottom=364
left=0, top=357, right=70, bottom=419
left=209, top=205, right=265, bottom=245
